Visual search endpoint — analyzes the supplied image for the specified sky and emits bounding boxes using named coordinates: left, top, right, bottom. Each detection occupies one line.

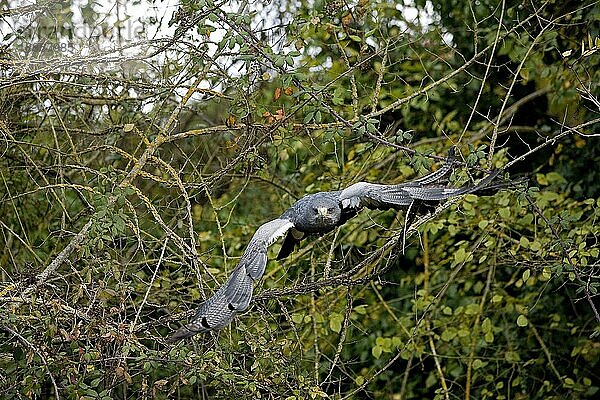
left=1, top=0, right=442, bottom=110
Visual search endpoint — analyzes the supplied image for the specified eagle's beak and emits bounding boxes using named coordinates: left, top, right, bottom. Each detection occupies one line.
left=316, top=207, right=329, bottom=217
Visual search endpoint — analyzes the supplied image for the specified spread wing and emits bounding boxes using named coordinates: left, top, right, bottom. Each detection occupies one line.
left=409, top=147, right=456, bottom=185
left=399, top=170, right=499, bottom=201
left=168, top=218, right=294, bottom=341
left=338, top=147, right=499, bottom=253
left=339, top=147, right=456, bottom=210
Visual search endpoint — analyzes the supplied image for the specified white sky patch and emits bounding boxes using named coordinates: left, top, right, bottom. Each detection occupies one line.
left=307, top=46, right=323, bottom=58
left=142, top=101, right=155, bottom=114
left=309, top=56, right=332, bottom=72
left=1, top=0, right=180, bottom=73
left=2, top=0, right=447, bottom=110
left=400, top=3, right=420, bottom=21
left=3, top=0, right=442, bottom=61
left=69, top=0, right=179, bottom=43
left=396, top=0, right=435, bottom=29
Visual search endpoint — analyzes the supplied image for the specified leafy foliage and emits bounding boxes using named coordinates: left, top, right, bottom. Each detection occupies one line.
left=1, top=0, right=599, bottom=399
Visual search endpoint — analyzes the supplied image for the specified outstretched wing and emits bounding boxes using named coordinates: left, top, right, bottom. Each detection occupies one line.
left=276, top=227, right=305, bottom=260
left=399, top=170, right=499, bottom=201
left=338, top=148, right=499, bottom=253
left=339, top=148, right=456, bottom=210
left=409, top=147, right=456, bottom=185
left=168, top=218, right=294, bottom=341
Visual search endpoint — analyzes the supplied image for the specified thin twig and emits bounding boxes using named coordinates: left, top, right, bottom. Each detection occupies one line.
left=465, top=249, right=497, bottom=400
left=529, top=322, right=563, bottom=381
left=323, top=289, right=353, bottom=385
left=131, top=237, right=169, bottom=333
left=525, top=195, right=600, bottom=323
left=2, top=325, right=61, bottom=399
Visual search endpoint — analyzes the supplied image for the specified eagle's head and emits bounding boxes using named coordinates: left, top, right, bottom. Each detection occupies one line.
left=310, top=199, right=340, bottom=226
left=285, top=192, right=343, bottom=233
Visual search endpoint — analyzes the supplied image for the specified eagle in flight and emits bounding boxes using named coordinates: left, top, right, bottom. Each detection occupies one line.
left=169, top=148, right=502, bottom=341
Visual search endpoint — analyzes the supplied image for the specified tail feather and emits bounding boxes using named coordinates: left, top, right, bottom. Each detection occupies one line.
left=277, top=232, right=298, bottom=260
left=470, top=175, right=527, bottom=196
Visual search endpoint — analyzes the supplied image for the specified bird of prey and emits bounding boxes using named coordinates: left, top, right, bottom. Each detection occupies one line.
left=168, top=148, right=500, bottom=341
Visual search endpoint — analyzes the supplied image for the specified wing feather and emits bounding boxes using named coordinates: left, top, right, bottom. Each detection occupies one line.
left=339, top=148, right=456, bottom=210
left=168, top=218, right=294, bottom=341
left=410, top=146, right=455, bottom=185
left=401, top=171, right=498, bottom=201
left=339, top=148, right=498, bottom=211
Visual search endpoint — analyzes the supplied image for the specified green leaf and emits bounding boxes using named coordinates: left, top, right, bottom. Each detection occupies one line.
left=291, top=313, right=304, bottom=324
left=274, top=56, right=285, bottom=68
left=519, top=236, right=530, bottom=248
left=465, top=303, right=479, bottom=315
left=564, top=377, right=575, bottom=386
left=530, top=240, right=542, bottom=252
left=498, top=207, right=511, bottom=219
left=372, top=345, right=382, bottom=359
left=303, top=110, right=314, bottom=123
left=536, top=173, right=548, bottom=185
left=482, top=318, right=492, bottom=333
left=491, top=294, right=503, bottom=303
left=329, top=313, right=343, bottom=333
left=441, top=329, right=457, bottom=342
left=541, top=267, right=552, bottom=281
left=454, top=247, right=466, bottom=264
left=517, top=315, right=528, bottom=327
left=353, top=305, right=367, bottom=315
left=457, top=329, right=470, bottom=338
left=505, top=351, right=521, bottom=363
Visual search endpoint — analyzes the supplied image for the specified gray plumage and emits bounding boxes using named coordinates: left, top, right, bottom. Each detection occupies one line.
left=168, top=148, right=502, bottom=340
left=168, top=219, right=293, bottom=340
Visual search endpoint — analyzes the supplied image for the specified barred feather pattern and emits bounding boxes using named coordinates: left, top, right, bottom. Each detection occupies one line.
left=339, top=147, right=456, bottom=209
left=168, top=147, right=511, bottom=340
left=168, top=219, right=293, bottom=341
